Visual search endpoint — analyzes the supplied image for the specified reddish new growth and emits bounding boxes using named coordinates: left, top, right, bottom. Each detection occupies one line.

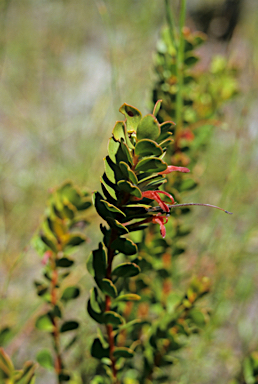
left=158, top=165, right=190, bottom=175
left=135, top=165, right=190, bottom=237
left=139, top=190, right=175, bottom=213
left=152, top=214, right=168, bottom=238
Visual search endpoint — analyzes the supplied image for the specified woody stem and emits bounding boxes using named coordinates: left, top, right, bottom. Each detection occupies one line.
left=105, top=229, right=119, bottom=383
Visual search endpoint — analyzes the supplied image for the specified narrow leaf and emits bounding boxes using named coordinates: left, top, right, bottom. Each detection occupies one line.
left=60, top=321, right=79, bottom=333
left=111, top=238, right=138, bottom=256
left=91, top=337, right=110, bottom=360
left=103, top=311, right=124, bottom=326
left=113, top=347, right=134, bottom=358
left=135, top=157, right=167, bottom=173
left=98, top=279, right=117, bottom=298
left=112, top=262, right=141, bottom=278
left=61, top=286, right=80, bottom=302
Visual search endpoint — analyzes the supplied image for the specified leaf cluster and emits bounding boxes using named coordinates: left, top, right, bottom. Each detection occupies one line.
left=87, top=103, right=182, bottom=380
left=0, top=348, right=37, bottom=384
left=32, top=181, right=91, bottom=381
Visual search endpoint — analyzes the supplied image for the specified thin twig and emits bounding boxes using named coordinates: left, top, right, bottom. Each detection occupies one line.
left=175, top=0, right=187, bottom=141
left=148, top=203, right=233, bottom=215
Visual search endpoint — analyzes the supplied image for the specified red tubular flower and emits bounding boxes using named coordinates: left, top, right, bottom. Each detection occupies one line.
left=152, top=214, right=168, bottom=238
left=158, top=165, right=190, bottom=174
left=138, top=190, right=175, bottom=213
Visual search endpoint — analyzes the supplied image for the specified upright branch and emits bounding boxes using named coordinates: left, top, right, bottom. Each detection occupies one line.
left=175, top=0, right=187, bottom=139
left=33, top=182, right=91, bottom=383
left=86, top=102, right=231, bottom=383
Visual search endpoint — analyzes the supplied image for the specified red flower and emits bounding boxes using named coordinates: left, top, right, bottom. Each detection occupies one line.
left=152, top=214, right=168, bottom=238
left=138, top=190, right=175, bottom=213
left=158, top=165, right=190, bottom=174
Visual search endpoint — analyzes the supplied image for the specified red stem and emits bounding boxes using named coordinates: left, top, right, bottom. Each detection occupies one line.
left=105, top=230, right=119, bottom=383
left=50, top=257, right=63, bottom=383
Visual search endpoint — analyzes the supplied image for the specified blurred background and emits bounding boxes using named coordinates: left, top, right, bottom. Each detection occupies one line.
left=0, top=0, right=258, bottom=383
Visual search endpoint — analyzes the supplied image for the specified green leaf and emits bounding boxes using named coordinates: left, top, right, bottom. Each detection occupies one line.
left=0, top=348, right=14, bottom=377
left=141, top=175, right=166, bottom=191
left=104, top=157, right=116, bottom=184
left=108, top=218, right=129, bottom=235
left=157, top=130, right=173, bottom=143
left=93, top=243, right=107, bottom=280
left=14, top=361, right=37, bottom=384
left=34, top=281, right=48, bottom=297
left=86, top=252, right=94, bottom=276
left=59, top=182, right=83, bottom=208
left=113, top=347, right=134, bottom=359
left=153, top=99, right=162, bottom=117
left=89, top=287, right=102, bottom=314
left=111, top=238, right=137, bottom=256
left=188, top=309, right=206, bottom=327
left=47, top=217, right=67, bottom=239
left=115, top=294, right=141, bottom=302
left=112, top=121, right=126, bottom=141
left=0, top=327, right=12, bottom=347
left=119, top=103, right=142, bottom=131
left=113, top=319, right=144, bottom=336
left=185, top=54, right=199, bottom=67
left=36, top=349, right=54, bottom=370
left=35, top=315, right=54, bottom=332
left=136, top=114, right=160, bottom=141
left=116, top=141, right=133, bottom=165
left=108, top=138, right=120, bottom=163
left=160, top=121, right=175, bottom=134
left=40, top=235, right=57, bottom=253
left=61, top=286, right=80, bottom=302
left=135, top=139, right=163, bottom=157
left=98, top=279, right=117, bottom=298
left=77, top=199, right=91, bottom=211
left=58, top=371, right=70, bottom=382
left=91, top=337, right=110, bottom=360
left=119, top=161, right=138, bottom=184
left=117, top=180, right=142, bottom=198
left=159, top=138, right=173, bottom=149
left=112, top=262, right=141, bottom=278
left=100, top=176, right=117, bottom=200
left=60, top=321, right=79, bottom=333
left=113, top=121, right=134, bottom=150
left=105, top=155, right=125, bottom=181
left=93, top=191, right=117, bottom=221
left=89, top=376, right=107, bottom=384
left=135, top=157, right=167, bottom=173
left=65, top=234, right=86, bottom=247
left=62, top=203, right=75, bottom=219
left=57, top=257, right=74, bottom=268
left=100, top=200, right=126, bottom=217
left=103, top=311, right=124, bottom=326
